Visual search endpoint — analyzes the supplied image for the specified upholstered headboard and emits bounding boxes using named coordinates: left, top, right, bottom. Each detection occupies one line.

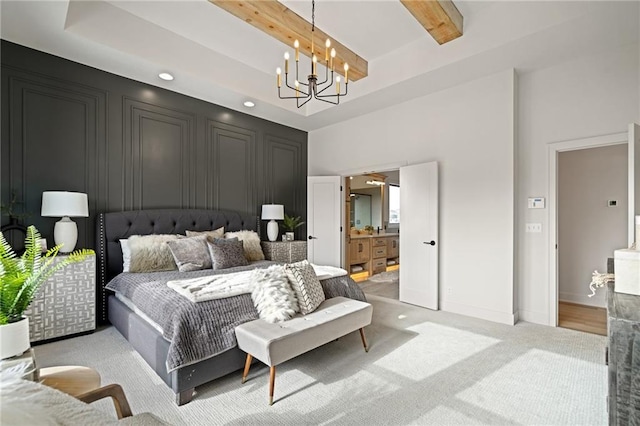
left=96, top=209, right=259, bottom=323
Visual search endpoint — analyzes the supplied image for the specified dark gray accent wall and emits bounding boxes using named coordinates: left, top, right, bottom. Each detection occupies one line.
left=1, top=41, right=308, bottom=250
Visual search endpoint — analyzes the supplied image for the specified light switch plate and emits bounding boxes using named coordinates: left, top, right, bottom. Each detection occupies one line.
left=526, top=223, right=542, bottom=233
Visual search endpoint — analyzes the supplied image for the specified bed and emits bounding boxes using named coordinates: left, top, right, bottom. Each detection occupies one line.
left=96, top=209, right=366, bottom=405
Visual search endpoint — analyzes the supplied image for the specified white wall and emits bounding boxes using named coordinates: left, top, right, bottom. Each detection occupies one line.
left=310, top=70, right=516, bottom=324
left=518, top=44, right=639, bottom=324
left=558, top=144, right=628, bottom=307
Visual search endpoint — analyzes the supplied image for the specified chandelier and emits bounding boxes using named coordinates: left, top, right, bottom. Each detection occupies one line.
left=276, top=0, right=349, bottom=108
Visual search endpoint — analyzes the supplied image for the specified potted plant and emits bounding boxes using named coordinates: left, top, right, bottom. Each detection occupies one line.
left=0, top=225, right=92, bottom=359
left=282, top=214, right=305, bottom=241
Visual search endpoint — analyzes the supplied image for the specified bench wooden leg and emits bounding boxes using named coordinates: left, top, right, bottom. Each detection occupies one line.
left=359, top=328, right=369, bottom=352
left=269, top=366, right=276, bottom=406
left=242, top=354, right=253, bottom=384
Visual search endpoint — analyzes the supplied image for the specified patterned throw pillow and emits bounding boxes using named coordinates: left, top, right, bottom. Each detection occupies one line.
left=166, top=235, right=212, bottom=272
left=185, top=226, right=225, bottom=240
left=224, top=230, right=265, bottom=262
left=207, top=239, right=249, bottom=270
left=128, top=234, right=181, bottom=273
left=251, top=265, right=299, bottom=323
left=283, top=259, right=325, bottom=315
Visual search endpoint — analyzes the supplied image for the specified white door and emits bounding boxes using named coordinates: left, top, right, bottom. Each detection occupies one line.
left=399, top=162, right=439, bottom=309
left=629, top=123, right=639, bottom=246
left=307, top=176, right=342, bottom=267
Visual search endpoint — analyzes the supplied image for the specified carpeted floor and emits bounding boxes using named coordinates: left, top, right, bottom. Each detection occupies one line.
left=358, top=269, right=399, bottom=299
left=33, top=295, right=607, bottom=425
left=358, top=278, right=399, bottom=299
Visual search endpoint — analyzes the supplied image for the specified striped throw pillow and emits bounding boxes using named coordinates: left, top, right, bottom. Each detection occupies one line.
left=283, top=260, right=325, bottom=314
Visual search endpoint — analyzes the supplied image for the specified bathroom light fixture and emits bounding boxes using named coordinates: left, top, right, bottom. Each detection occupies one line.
left=366, top=180, right=385, bottom=186
left=243, top=101, right=255, bottom=108
left=276, top=0, right=348, bottom=108
left=158, top=72, right=174, bottom=81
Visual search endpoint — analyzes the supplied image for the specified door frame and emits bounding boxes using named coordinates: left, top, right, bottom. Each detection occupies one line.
left=548, top=131, right=627, bottom=326
left=337, top=161, right=408, bottom=268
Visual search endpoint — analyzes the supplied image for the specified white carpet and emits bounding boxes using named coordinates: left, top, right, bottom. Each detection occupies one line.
left=33, top=295, right=607, bottom=425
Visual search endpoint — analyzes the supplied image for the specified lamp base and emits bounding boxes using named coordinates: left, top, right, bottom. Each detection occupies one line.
left=54, top=217, right=78, bottom=253
left=267, top=220, right=279, bottom=242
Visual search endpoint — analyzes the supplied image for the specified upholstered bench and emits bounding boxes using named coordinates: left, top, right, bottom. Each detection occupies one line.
left=235, top=296, right=373, bottom=405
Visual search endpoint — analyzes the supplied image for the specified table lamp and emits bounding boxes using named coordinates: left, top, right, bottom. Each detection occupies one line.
left=261, top=204, right=284, bottom=242
left=41, top=191, right=88, bottom=253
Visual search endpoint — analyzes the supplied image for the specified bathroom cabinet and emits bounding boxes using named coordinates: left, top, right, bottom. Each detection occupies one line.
left=348, top=234, right=399, bottom=280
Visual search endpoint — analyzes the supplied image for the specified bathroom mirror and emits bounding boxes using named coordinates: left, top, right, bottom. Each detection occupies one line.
left=350, top=193, right=372, bottom=228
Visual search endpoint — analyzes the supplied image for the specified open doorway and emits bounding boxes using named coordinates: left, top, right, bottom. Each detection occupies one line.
left=345, top=171, right=400, bottom=300
left=556, top=144, right=628, bottom=335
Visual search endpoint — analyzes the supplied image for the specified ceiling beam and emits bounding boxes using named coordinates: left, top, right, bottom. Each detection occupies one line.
left=209, top=0, right=368, bottom=81
left=400, top=0, right=463, bottom=45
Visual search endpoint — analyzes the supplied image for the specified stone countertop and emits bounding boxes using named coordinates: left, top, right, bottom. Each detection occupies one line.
left=607, top=282, right=640, bottom=322
left=350, top=233, right=399, bottom=239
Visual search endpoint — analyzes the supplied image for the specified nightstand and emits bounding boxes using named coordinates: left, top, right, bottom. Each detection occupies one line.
left=261, top=241, right=307, bottom=263
left=25, top=253, right=96, bottom=342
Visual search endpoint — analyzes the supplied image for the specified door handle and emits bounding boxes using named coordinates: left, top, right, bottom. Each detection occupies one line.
left=423, top=240, right=436, bottom=246
left=308, top=235, right=318, bottom=240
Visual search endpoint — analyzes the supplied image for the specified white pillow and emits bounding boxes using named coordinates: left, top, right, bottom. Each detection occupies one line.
left=120, top=239, right=131, bottom=272
left=224, top=230, right=265, bottom=261
left=251, top=265, right=299, bottom=322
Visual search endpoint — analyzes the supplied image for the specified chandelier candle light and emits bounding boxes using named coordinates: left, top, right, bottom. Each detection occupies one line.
left=276, top=0, right=348, bottom=107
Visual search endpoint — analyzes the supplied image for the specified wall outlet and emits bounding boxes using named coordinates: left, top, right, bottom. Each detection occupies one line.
left=526, top=223, right=542, bottom=233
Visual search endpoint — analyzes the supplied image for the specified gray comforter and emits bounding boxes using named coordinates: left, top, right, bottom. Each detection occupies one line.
left=105, top=261, right=366, bottom=372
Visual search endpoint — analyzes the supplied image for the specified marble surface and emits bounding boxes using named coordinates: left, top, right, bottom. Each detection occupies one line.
left=607, top=282, right=640, bottom=425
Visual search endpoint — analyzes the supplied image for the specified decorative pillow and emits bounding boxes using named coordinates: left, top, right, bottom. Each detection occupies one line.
left=120, top=239, right=131, bottom=272
left=128, top=234, right=181, bottom=273
left=166, top=235, right=212, bottom=272
left=251, top=265, right=299, bottom=323
left=224, top=230, right=265, bottom=261
left=283, top=259, right=325, bottom=315
left=185, top=226, right=225, bottom=240
left=207, top=239, right=249, bottom=270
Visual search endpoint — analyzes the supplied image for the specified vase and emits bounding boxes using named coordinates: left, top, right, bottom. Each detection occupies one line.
left=285, top=232, right=295, bottom=241
left=0, top=317, right=30, bottom=359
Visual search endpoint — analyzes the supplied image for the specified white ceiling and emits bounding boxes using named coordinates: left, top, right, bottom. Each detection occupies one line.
left=1, top=1, right=638, bottom=131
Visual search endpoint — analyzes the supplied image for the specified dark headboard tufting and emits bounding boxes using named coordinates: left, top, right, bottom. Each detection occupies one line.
left=96, top=209, right=259, bottom=323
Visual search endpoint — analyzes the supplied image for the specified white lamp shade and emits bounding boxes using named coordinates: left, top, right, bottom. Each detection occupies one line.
left=41, top=191, right=89, bottom=218
left=261, top=204, right=284, bottom=220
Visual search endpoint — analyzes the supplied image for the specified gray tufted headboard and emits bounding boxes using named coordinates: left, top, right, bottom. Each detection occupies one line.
left=96, top=209, right=259, bottom=323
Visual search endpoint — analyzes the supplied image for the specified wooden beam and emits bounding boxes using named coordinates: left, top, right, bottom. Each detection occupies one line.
left=400, top=0, right=463, bottom=45
left=209, top=0, right=368, bottom=81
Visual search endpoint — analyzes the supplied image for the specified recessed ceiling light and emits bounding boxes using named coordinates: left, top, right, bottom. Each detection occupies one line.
left=158, top=72, right=174, bottom=81
left=243, top=101, right=255, bottom=108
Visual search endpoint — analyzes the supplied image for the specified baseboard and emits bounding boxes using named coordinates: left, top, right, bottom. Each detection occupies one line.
left=559, top=291, right=606, bottom=308
left=518, top=309, right=550, bottom=325
left=441, top=300, right=516, bottom=325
